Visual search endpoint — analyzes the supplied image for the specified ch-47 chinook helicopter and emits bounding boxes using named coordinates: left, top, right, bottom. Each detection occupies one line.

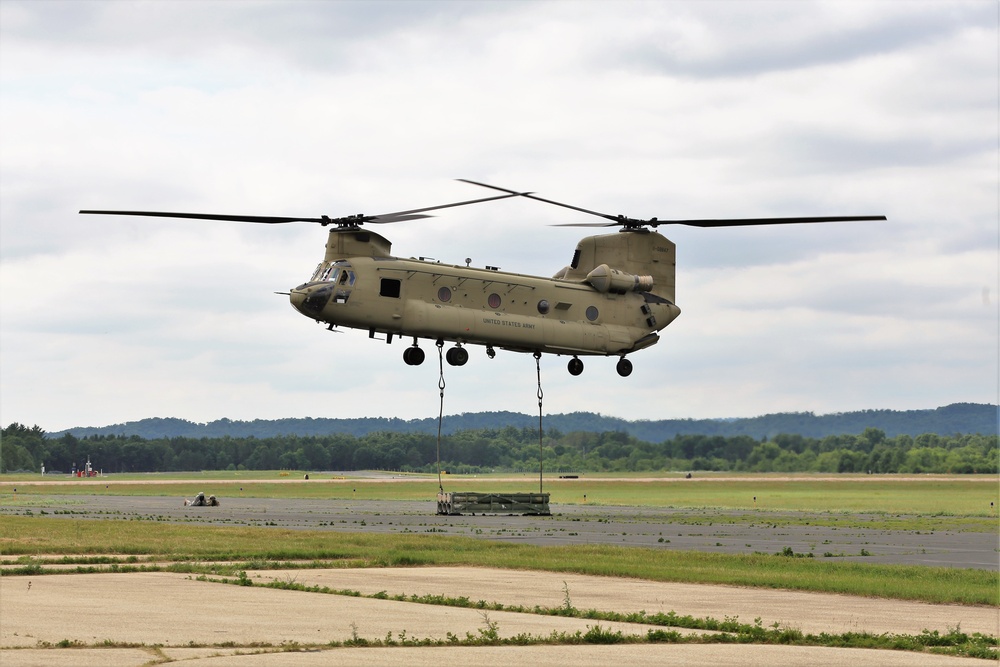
left=81, top=180, right=884, bottom=377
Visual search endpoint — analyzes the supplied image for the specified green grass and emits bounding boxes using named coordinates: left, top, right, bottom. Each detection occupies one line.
left=2, top=516, right=996, bottom=606
left=1, top=470, right=337, bottom=482
left=23, top=619, right=999, bottom=661
left=3, top=473, right=996, bottom=608
left=5, top=473, right=997, bottom=515
left=552, top=477, right=998, bottom=515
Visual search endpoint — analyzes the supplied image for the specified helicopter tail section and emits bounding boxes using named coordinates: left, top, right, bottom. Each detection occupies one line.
left=560, top=230, right=676, bottom=304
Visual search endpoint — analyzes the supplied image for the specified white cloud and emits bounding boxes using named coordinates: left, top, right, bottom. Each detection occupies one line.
left=1, top=0, right=996, bottom=430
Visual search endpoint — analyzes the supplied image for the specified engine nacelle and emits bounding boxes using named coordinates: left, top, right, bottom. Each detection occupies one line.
left=585, top=264, right=654, bottom=294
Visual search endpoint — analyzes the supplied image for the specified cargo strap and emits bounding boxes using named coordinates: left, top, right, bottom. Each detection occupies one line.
left=436, top=340, right=446, bottom=492
left=534, top=351, right=544, bottom=494
left=435, top=346, right=544, bottom=494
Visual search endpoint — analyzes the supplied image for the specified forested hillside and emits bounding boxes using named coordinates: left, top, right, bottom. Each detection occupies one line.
left=3, top=422, right=996, bottom=475
left=47, top=403, right=998, bottom=441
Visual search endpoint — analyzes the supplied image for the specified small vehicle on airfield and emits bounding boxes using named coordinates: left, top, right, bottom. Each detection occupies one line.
left=184, top=492, right=219, bottom=507
left=81, top=180, right=884, bottom=377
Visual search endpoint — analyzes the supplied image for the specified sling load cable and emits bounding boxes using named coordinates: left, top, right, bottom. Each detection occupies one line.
left=534, top=351, right=544, bottom=495
left=436, top=339, right=446, bottom=492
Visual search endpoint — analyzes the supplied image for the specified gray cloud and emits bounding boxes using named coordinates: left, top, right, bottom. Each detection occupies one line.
left=614, top=2, right=994, bottom=78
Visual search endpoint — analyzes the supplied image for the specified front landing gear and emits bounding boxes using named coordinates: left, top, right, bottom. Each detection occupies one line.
left=616, top=356, right=633, bottom=377
left=567, top=357, right=584, bottom=376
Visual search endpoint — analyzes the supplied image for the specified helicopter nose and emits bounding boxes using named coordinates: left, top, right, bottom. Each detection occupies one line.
left=289, top=289, right=307, bottom=312
left=290, top=284, right=333, bottom=317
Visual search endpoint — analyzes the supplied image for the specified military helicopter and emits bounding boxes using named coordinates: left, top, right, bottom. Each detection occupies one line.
left=80, top=181, right=884, bottom=377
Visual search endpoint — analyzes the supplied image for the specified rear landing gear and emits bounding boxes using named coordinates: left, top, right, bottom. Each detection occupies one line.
left=567, top=357, right=584, bottom=376
left=445, top=345, right=469, bottom=366
left=616, top=357, right=633, bottom=377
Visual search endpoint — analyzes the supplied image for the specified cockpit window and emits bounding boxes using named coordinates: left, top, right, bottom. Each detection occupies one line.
left=311, top=261, right=357, bottom=284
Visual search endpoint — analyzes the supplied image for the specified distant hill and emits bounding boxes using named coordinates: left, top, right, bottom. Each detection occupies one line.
left=48, top=403, right=998, bottom=442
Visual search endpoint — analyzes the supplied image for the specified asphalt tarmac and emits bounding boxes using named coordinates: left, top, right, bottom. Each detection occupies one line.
left=7, top=494, right=997, bottom=570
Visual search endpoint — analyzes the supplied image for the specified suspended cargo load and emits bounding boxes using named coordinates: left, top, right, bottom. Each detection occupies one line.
left=437, top=491, right=550, bottom=516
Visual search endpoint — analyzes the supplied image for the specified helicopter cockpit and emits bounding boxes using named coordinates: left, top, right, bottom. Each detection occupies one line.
left=310, top=260, right=357, bottom=287
left=293, top=261, right=357, bottom=317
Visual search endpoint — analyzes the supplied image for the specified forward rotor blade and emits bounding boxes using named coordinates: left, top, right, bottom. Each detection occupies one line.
left=79, top=210, right=327, bottom=224
left=372, top=192, right=525, bottom=221
left=366, top=213, right=432, bottom=224
left=551, top=222, right=621, bottom=228
left=80, top=191, right=524, bottom=226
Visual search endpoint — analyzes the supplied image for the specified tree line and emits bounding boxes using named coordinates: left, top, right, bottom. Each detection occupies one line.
left=3, top=422, right=996, bottom=475
left=47, top=403, right=999, bottom=441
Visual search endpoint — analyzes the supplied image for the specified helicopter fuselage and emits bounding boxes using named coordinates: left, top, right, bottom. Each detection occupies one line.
left=80, top=179, right=882, bottom=377
left=289, top=226, right=681, bottom=373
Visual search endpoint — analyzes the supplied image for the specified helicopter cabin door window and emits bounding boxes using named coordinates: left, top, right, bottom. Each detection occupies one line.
left=380, top=278, right=401, bottom=298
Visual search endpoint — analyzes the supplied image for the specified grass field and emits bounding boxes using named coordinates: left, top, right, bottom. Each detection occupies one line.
left=2, top=472, right=997, bottom=607
left=4, top=472, right=997, bottom=516
left=2, top=516, right=997, bottom=606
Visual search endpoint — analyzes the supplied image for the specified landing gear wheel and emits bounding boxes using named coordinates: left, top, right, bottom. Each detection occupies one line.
left=403, top=346, right=425, bottom=366
left=567, top=357, right=584, bottom=376
left=616, top=357, right=633, bottom=377
left=486, top=345, right=496, bottom=359
left=445, top=346, right=469, bottom=366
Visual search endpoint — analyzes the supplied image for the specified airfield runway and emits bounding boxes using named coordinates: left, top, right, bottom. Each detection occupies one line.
left=2, top=488, right=997, bottom=665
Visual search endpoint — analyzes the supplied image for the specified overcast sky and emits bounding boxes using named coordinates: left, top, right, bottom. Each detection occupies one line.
left=1, top=0, right=996, bottom=432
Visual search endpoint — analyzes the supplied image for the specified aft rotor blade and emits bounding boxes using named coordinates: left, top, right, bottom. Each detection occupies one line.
left=458, top=180, right=885, bottom=228
left=459, top=179, right=615, bottom=222
left=660, top=215, right=887, bottom=227
left=554, top=215, right=885, bottom=228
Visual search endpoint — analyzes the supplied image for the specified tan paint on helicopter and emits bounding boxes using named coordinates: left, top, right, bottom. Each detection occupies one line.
left=79, top=180, right=882, bottom=374
left=290, top=227, right=681, bottom=358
